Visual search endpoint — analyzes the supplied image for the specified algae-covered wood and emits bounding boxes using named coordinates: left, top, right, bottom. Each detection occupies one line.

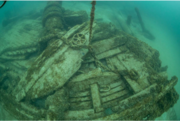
left=0, top=1, right=179, bottom=120
left=13, top=22, right=91, bottom=101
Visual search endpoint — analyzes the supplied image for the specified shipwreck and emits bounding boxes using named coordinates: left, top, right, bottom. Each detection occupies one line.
left=0, top=1, right=179, bottom=120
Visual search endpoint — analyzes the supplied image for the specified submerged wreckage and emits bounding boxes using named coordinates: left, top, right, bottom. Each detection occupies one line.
left=0, top=1, right=179, bottom=120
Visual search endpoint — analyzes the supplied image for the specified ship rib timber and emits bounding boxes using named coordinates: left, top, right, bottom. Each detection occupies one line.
left=91, top=83, right=101, bottom=109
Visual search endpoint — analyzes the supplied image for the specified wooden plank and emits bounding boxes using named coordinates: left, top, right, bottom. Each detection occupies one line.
left=69, top=68, right=102, bottom=83
left=70, top=101, right=92, bottom=110
left=91, top=83, right=101, bottom=108
left=124, top=76, right=142, bottom=93
left=102, top=94, right=130, bottom=109
left=99, top=81, right=124, bottom=89
left=157, top=76, right=178, bottom=100
left=107, top=56, right=126, bottom=71
left=86, top=47, right=125, bottom=62
left=106, top=58, right=115, bottom=70
left=100, top=85, right=125, bottom=97
left=20, top=103, right=39, bottom=114
left=95, top=107, right=104, bottom=113
left=68, top=71, right=119, bottom=92
left=92, top=36, right=120, bottom=54
left=16, top=108, right=33, bottom=119
left=91, top=35, right=127, bottom=55
left=111, top=84, right=157, bottom=112
left=69, top=91, right=90, bottom=98
left=64, top=109, right=94, bottom=120
left=96, top=84, right=157, bottom=120
left=137, top=76, right=150, bottom=89
left=70, top=96, right=91, bottom=103
left=110, top=81, right=124, bottom=88
left=102, top=90, right=129, bottom=103
left=0, top=90, right=45, bottom=120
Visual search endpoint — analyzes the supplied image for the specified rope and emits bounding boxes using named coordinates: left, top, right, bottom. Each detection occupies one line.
left=89, top=0, right=96, bottom=42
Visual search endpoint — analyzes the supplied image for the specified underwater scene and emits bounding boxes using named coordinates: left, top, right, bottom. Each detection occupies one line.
left=0, top=1, right=180, bottom=120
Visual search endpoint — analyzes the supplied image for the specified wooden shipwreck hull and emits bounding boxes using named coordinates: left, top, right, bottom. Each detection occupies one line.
left=0, top=65, right=178, bottom=120
left=0, top=29, right=179, bottom=120
left=0, top=1, right=179, bottom=120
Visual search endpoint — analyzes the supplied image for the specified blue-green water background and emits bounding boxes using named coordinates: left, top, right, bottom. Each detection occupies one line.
left=0, top=1, right=180, bottom=119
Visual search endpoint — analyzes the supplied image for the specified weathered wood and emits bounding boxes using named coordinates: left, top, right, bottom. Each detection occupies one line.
left=102, top=90, right=129, bottom=103
left=85, top=46, right=127, bottom=62
left=68, top=68, right=120, bottom=92
left=0, top=90, right=45, bottom=120
left=109, top=81, right=124, bottom=88
left=95, top=77, right=178, bottom=120
left=64, top=109, right=106, bottom=120
left=111, top=84, right=157, bottom=112
left=69, top=90, right=90, bottom=98
left=95, top=107, right=104, bottom=113
left=70, top=101, right=92, bottom=110
left=137, top=76, right=150, bottom=89
left=96, top=84, right=157, bottom=120
left=91, top=35, right=127, bottom=55
left=107, top=55, right=125, bottom=71
left=91, top=83, right=101, bottom=108
left=124, top=76, right=142, bottom=93
left=102, top=94, right=130, bottom=109
left=157, top=76, right=178, bottom=100
left=70, top=96, right=91, bottom=103
left=69, top=68, right=102, bottom=83
left=0, top=1, right=178, bottom=120
left=100, top=85, right=126, bottom=97
left=64, top=109, right=94, bottom=120
left=13, top=22, right=91, bottom=101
